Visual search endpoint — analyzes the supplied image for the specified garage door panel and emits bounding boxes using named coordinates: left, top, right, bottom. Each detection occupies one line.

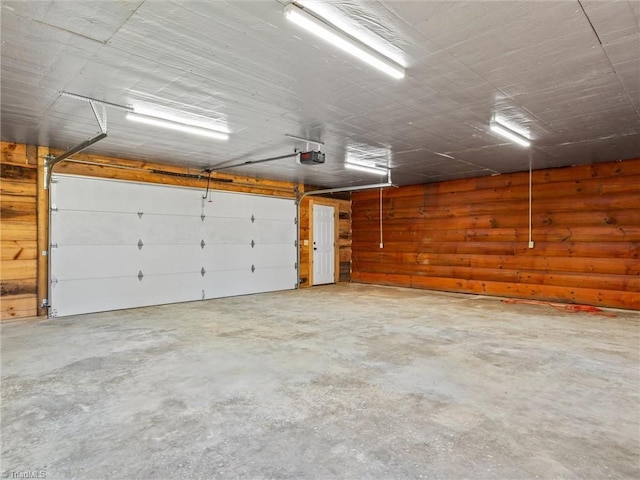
left=204, top=270, right=254, bottom=299
left=141, top=245, right=203, bottom=275
left=141, top=215, right=201, bottom=244
left=202, top=217, right=253, bottom=243
left=50, top=175, right=296, bottom=316
left=252, top=267, right=296, bottom=293
left=138, top=187, right=202, bottom=216
left=253, top=220, right=296, bottom=244
left=52, top=176, right=137, bottom=212
left=52, top=245, right=139, bottom=279
left=253, top=245, right=296, bottom=269
left=204, top=245, right=254, bottom=272
left=52, top=211, right=140, bottom=245
left=137, top=273, right=202, bottom=305
left=204, top=192, right=253, bottom=218
left=251, top=196, right=296, bottom=220
left=50, top=276, right=144, bottom=317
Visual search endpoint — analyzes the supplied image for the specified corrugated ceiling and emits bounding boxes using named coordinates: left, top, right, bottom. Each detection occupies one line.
left=1, top=0, right=638, bottom=187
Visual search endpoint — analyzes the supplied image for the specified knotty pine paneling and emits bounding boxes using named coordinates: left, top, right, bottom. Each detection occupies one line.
left=1, top=143, right=38, bottom=319
left=338, top=201, right=352, bottom=282
left=351, top=158, right=640, bottom=310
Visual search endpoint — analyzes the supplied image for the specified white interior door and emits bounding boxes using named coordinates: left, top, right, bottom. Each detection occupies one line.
left=312, top=204, right=335, bottom=285
left=49, top=175, right=296, bottom=317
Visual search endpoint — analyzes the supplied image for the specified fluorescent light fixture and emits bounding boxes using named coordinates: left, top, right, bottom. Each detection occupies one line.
left=490, top=121, right=530, bottom=147
left=126, top=112, right=229, bottom=141
left=345, top=162, right=388, bottom=176
left=284, top=3, right=405, bottom=80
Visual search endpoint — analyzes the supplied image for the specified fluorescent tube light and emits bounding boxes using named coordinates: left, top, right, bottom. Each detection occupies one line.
left=284, top=3, right=405, bottom=80
left=490, top=121, right=530, bottom=147
left=126, top=112, right=229, bottom=141
left=345, top=163, right=388, bottom=176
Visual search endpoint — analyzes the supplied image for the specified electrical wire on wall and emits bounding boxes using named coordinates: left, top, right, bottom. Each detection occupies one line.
left=528, top=149, right=534, bottom=248
left=379, top=188, right=384, bottom=249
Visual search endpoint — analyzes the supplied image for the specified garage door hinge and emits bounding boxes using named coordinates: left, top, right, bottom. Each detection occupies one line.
left=51, top=276, right=58, bottom=285
left=251, top=214, right=255, bottom=223
left=251, top=240, right=255, bottom=248
left=51, top=204, right=58, bottom=212
left=201, top=267, right=206, bottom=277
left=138, top=211, right=143, bottom=218
left=40, top=298, right=49, bottom=308
left=50, top=242, right=58, bottom=249
left=138, top=239, right=144, bottom=250
left=251, top=264, right=256, bottom=273
left=294, top=217, right=298, bottom=225
left=138, top=270, right=144, bottom=281
left=294, top=240, right=298, bottom=247
left=294, top=262, right=298, bottom=270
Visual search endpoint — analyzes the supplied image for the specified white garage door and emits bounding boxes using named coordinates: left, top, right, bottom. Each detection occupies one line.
left=49, top=175, right=297, bottom=317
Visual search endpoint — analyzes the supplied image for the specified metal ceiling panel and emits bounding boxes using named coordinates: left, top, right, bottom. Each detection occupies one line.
left=1, top=1, right=638, bottom=187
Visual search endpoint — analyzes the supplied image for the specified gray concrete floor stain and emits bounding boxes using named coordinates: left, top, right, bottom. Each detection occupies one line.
left=1, top=284, right=639, bottom=479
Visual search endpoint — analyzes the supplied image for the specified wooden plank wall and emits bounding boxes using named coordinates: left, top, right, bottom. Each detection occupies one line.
left=351, top=158, right=640, bottom=310
left=338, top=200, right=352, bottom=282
left=1, top=143, right=39, bottom=319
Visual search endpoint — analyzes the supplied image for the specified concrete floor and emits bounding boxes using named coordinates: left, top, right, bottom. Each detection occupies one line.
left=1, top=284, right=639, bottom=480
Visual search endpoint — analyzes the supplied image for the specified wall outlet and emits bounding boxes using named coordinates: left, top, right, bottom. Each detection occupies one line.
left=528, top=240, right=535, bottom=248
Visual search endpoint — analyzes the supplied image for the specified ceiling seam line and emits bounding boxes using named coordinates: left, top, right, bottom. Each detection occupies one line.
left=577, top=0, right=639, bottom=116
left=104, top=0, right=148, bottom=44
left=577, top=0, right=603, bottom=45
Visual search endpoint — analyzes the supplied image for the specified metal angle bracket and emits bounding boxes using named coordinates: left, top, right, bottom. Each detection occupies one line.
left=44, top=132, right=107, bottom=189
left=43, top=93, right=120, bottom=189
left=89, top=100, right=108, bottom=134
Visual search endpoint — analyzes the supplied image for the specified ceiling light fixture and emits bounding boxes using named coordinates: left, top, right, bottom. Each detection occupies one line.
left=345, top=163, right=388, bottom=176
left=284, top=3, right=405, bottom=80
left=490, top=121, right=530, bottom=147
left=126, top=112, right=229, bottom=141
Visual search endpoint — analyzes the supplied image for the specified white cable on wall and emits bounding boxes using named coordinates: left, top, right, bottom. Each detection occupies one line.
left=379, top=188, right=384, bottom=249
left=528, top=150, right=534, bottom=249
